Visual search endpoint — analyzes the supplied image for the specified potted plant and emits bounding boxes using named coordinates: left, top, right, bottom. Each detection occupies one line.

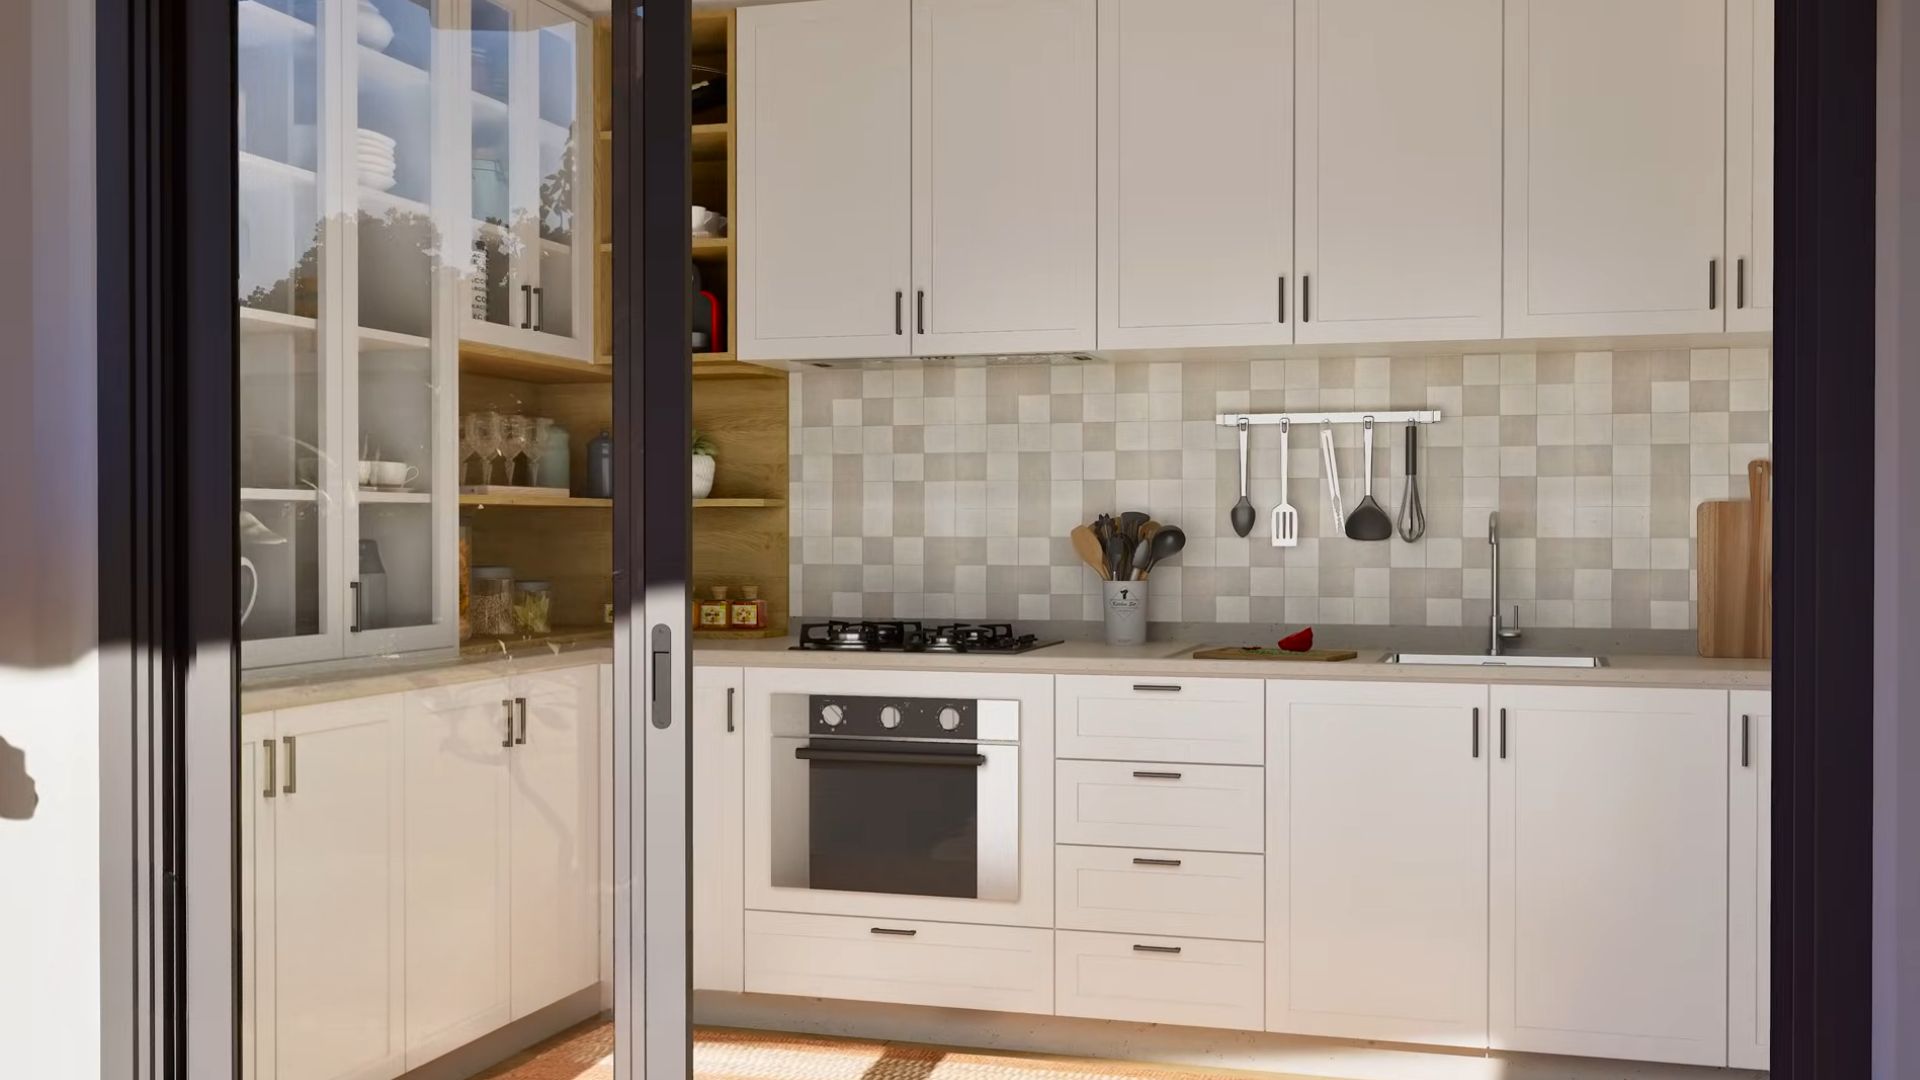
left=691, top=430, right=717, bottom=498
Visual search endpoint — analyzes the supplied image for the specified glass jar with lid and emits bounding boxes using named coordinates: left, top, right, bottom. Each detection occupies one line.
left=514, top=580, right=553, bottom=635
left=471, top=565, right=517, bottom=637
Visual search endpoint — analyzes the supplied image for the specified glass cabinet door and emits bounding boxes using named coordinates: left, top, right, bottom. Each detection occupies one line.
left=469, top=0, right=520, bottom=333
left=239, top=0, right=343, bottom=666
left=348, top=0, right=456, bottom=656
left=529, top=0, right=585, bottom=345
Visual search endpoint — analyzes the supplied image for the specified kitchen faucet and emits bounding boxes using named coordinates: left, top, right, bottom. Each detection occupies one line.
left=1488, top=512, right=1523, bottom=656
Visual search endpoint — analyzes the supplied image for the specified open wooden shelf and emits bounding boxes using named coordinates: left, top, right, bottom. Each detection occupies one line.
left=460, top=492, right=612, bottom=509
left=460, top=624, right=612, bottom=658
left=596, top=235, right=729, bottom=258
left=691, top=123, right=729, bottom=161
left=691, top=626, right=787, bottom=641
left=460, top=339, right=612, bottom=384
left=695, top=497, right=786, bottom=509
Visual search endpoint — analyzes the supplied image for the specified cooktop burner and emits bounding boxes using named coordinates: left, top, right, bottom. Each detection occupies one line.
left=792, top=620, right=1062, bottom=654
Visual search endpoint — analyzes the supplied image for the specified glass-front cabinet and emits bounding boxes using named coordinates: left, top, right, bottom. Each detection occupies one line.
left=463, top=0, right=595, bottom=362
left=240, top=0, right=465, bottom=666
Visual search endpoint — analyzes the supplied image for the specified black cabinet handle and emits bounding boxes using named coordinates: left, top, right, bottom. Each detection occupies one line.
left=502, top=698, right=516, bottom=748
left=1737, top=257, right=1747, bottom=309
left=1708, top=259, right=1718, bottom=310
left=522, top=283, right=534, bottom=328
left=894, top=291, right=903, bottom=335
left=1131, top=857, right=1182, bottom=867
left=281, top=735, right=297, bottom=795
left=1131, top=770, right=1182, bottom=780
left=1472, top=707, right=1480, bottom=759
left=1741, top=714, right=1751, bottom=768
left=263, top=738, right=277, bottom=799
left=514, top=697, right=528, bottom=745
left=1131, top=684, right=1181, bottom=693
left=1277, top=275, right=1286, bottom=323
left=916, top=290, right=926, bottom=335
left=726, top=686, right=736, bottom=733
left=1132, top=943, right=1182, bottom=954
left=349, top=580, right=363, bottom=633
left=869, top=927, right=917, bottom=937
left=532, top=286, right=544, bottom=331
left=1499, top=707, right=1508, bottom=759
left=1302, top=274, right=1311, bottom=322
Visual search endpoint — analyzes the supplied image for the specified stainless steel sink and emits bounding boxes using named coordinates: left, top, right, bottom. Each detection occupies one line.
left=1385, top=652, right=1606, bottom=669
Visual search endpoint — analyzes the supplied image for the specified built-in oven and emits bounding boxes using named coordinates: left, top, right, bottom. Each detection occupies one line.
left=768, top=694, right=1021, bottom=901
left=744, top=668, right=1055, bottom=927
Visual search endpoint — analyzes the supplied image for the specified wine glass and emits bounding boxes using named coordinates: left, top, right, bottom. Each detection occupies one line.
left=499, top=414, right=534, bottom=488
left=468, top=411, right=503, bottom=486
left=458, top=414, right=479, bottom=486
left=524, top=417, right=553, bottom=487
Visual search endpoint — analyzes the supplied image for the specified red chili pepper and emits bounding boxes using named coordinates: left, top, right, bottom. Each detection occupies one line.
left=1278, top=627, right=1314, bottom=652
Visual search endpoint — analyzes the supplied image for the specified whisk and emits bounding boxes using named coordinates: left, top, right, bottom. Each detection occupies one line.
left=1397, top=420, right=1427, bottom=542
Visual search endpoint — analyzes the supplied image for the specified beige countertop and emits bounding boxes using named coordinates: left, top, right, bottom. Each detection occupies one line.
left=691, top=637, right=1771, bottom=690
left=242, top=636, right=1767, bottom=713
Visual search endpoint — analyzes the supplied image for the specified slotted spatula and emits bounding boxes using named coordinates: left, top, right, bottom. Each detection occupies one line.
left=1271, top=418, right=1298, bottom=547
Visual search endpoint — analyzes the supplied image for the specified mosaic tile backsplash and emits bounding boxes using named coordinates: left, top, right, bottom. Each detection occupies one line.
left=786, top=347, right=1772, bottom=631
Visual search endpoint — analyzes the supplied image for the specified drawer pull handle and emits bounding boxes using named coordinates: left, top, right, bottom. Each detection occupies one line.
left=1132, top=944, right=1183, bottom=955
left=1132, top=770, right=1182, bottom=780
left=869, top=927, right=917, bottom=937
left=1131, top=684, right=1181, bottom=693
left=1132, top=857, right=1182, bottom=867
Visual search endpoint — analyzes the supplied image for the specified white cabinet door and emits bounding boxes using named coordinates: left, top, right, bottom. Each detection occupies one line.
left=1490, top=685, right=1729, bottom=1066
left=1728, top=691, right=1772, bottom=1070
left=1265, top=680, right=1489, bottom=1048
left=1726, top=0, right=1774, bottom=332
left=508, top=664, right=601, bottom=1017
left=400, top=680, right=513, bottom=1066
left=1055, top=675, right=1265, bottom=765
left=693, top=667, right=746, bottom=992
left=912, top=0, right=1095, bottom=355
left=1055, top=760, right=1264, bottom=853
left=737, top=0, right=912, bottom=361
left=266, top=696, right=408, bottom=1080
left=1095, top=0, right=1293, bottom=349
left=241, top=712, right=275, bottom=1080
left=1295, top=0, right=1501, bottom=344
left=1055, top=930, right=1265, bottom=1031
left=1503, top=0, right=1728, bottom=338
left=744, top=910, right=1054, bottom=1014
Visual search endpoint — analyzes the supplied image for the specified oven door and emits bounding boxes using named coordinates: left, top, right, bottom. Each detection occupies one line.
left=769, top=735, right=1020, bottom=902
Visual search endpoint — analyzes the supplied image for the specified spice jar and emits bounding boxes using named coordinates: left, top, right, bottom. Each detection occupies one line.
left=729, top=585, right=768, bottom=630
left=514, top=580, right=553, bottom=635
left=696, top=585, right=731, bottom=629
left=471, top=566, right=517, bottom=636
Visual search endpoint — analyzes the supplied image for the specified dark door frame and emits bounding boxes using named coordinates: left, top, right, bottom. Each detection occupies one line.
left=95, top=0, right=1875, bottom=1076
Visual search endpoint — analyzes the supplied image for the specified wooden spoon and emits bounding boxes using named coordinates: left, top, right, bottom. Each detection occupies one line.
left=1070, top=525, right=1110, bottom=580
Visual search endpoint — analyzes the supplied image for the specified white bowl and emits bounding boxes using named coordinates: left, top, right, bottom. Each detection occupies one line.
left=357, top=4, right=395, bottom=51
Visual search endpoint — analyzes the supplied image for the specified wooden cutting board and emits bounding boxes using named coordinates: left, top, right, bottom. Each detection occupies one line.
left=1698, top=459, right=1772, bottom=659
left=1191, top=646, right=1359, bottom=663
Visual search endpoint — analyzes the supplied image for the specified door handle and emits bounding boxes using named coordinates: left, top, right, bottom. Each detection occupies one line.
left=915, top=290, right=925, bottom=335
left=281, top=735, right=297, bottom=795
left=894, top=291, right=903, bottom=335
left=1277, top=275, right=1286, bottom=323
left=1499, top=708, right=1508, bottom=760
left=1132, top=943, right=1182, bottom=955
left=1131, top=770, right=1182, bottom=780
left=1708, top=258, right=1718, bottom=310
left=726, top=686, right=736, bottom=733
left=1741, top=714, right=1752, bottom=768
left=514, top=696, right=528, bottom=745
left=1472, top=707, right=1481, bottom=759
left=1736, top=257, right=1747, bottom=309
left=1131, top=857, right=1182, bottom=867
left=869, top=926, right=917, bottom=937
left=1131, top=684, right=1181, bottom=693
left=522, top=283, right=534, bottom=329
left=502, top=698, right=516, bottom=748
left=349, top=580, right=363, bottom=633
left=263, top=738, right=277, bottom=799
left=650, top=624, right=674, bottom=729
left=1302, top=274, right=1311, bottom=322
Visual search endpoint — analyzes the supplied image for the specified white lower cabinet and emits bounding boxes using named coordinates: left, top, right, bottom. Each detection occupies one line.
left=1264, top=680, right=1489, bottom=1048
left=507, top=666, right=602, bottom=1017
left=243, top=697, right=408, bottom=1080
left=693, top=667, right=746, bottom=992
left=1054, top=930, right=1263, bottom=1031
left=1728, top=690, right=1773, bottom=1070
left=1055, top=760, right=1263, bottom=853
left=1054, top=675, right=1265, bottom=765
left=1489, top=685, right=1729, bottom=1066
left=1054, top=845, right=1263, bottom=942
left=743, top=910, right=1053, bottom=1014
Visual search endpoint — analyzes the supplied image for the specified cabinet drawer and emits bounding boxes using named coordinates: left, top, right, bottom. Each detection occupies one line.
left=1056, top=675, right=1264, bottom=765
left=1055, top=845, right=1263, bottom=941
left=742, top=910, right=1052, bottom=1015
left=1055, top=930, right=1263, bottom=1031
left=1056, top=761, right=1264, bottom=853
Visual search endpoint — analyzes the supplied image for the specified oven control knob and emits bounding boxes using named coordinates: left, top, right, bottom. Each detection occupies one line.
left=937, top=706, right=962, bottom=731
left=879, top=705, right=903, bottom=729
left=820, top=703, right=845, bottom=728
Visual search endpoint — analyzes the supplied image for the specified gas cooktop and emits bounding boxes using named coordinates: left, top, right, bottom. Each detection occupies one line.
left=792, top=620, right=1062, bottom=654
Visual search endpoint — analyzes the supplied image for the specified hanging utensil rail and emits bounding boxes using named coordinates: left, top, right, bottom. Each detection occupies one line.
left=1215, top=410, right=1443, bottom=428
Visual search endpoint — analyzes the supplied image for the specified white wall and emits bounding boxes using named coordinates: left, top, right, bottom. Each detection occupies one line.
left=1879, top=2, right=1920, bottom=1075
left=0, top=0, right=102, bottom=1075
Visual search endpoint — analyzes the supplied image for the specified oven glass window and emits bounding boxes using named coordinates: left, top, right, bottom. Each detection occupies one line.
left=805, top=741, right=981, bottom=899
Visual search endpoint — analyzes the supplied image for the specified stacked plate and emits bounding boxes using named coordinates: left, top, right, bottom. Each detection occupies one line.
left=358, top=128, right=397, bottom=193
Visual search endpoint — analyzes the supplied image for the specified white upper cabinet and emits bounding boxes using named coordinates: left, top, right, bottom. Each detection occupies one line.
left=737, top=0, right=912, bottom=361
left=1294, top=0, right=1502, bottom=344
left=1265, top=681, right=1490, bottom=1048
left=1095, top=0, right=1293, bottom=349
left=1489, top=685, right=1729, bottom=1067
left=1727, top=0, right=1775, bottom=331
left=912, top=0, right=1096, bottom=355
left=1503, top=0, right=1728, bottom=338
left=693, top=668, right=747, bottom=992
left=1728, top=690, right=1772, bottom=1070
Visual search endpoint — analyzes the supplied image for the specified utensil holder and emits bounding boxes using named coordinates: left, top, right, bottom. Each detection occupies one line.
left=1102, top=580, right=1148, bottom=646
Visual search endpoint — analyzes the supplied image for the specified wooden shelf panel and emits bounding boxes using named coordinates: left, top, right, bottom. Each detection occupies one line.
left=695, top=497, right=786, bottom=509
left=599, top=235, right=729, bottom=259
left=691, top=626, right=787, bottom=641
left=460, top=493, right=612, bottom=509
left=241, top=486, right=319, bottom=502
left=692, top=123, right=728, bottom=161
left=461, top=339, right=612, bottom=384
left=460, top=625, right=612, bottom=658
left=240, top=307, right=317, bottom=338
